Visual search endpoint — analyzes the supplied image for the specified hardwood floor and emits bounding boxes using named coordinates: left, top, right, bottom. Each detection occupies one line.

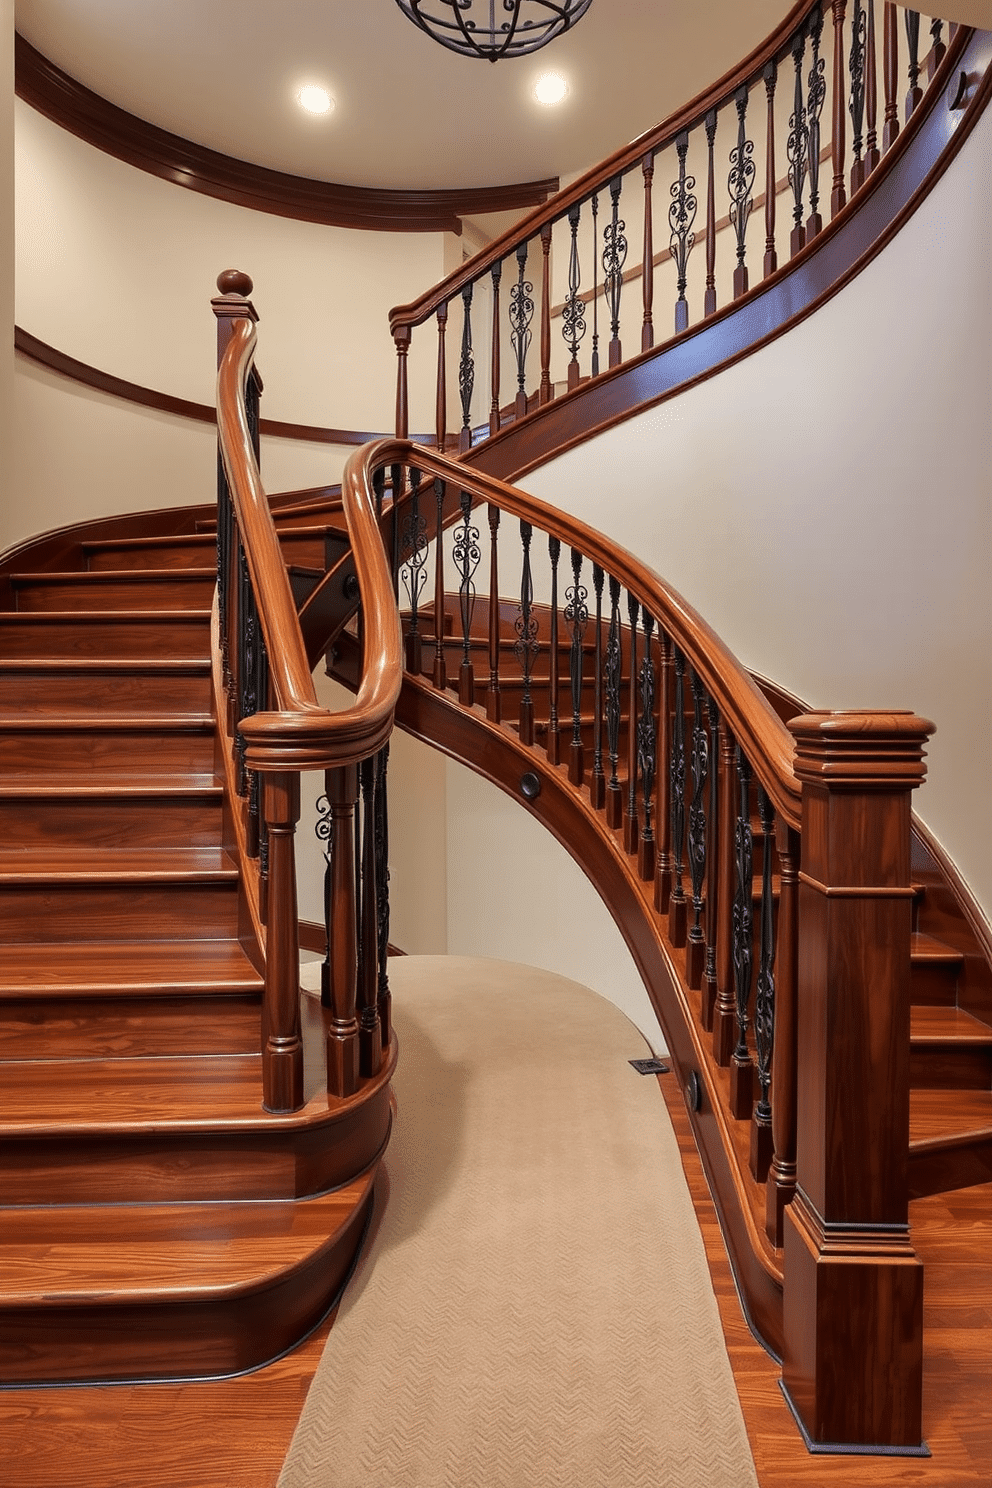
left=2, top=1068, right=989, bottom=1487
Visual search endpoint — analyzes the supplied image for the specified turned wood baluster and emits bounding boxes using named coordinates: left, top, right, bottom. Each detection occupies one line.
left=927, top=19, right=945, bottom=82
left=636, top=611, right=656, bottom=882
left=668, top=647, right=687, bottom=945
left=458, top=283, right=475, bottom=454
left=393, top=326, right=410, bottom=439
left=591, top=564, right=606, bottom=809
left=904, top=9, right=922, bottom=119
left=487, top=504, right=502, bottom=724
left=685, top=669, right=708, bottom=988
left=788, top=25, right=809, bottom=257
left=750, top=785, right=776, bottom=1180
left=704, top=110, right=718, bottom=314
left=489, top=260, right=502, bottom=436
left=712, top=723, right=738, bottom=1064
left=882, top=2, right=900, bottom=152
left=830, top=1, right=848, bottom=217
left=260, top=772, right=304, bottom=1112
left=604, top=175, right=627, bottom=369
left=624, top=593, right=640, bottom=855
left=323, top=764, right=360, bottom=1099
left=456, top=489, right=479, bottom=706
left=515, top=521, right=538, bottom=747
left=701, top=696, right=720, bottom=1030
left=510, top=241, right=534, bottom=419
left=547, top=536, right=562, bottom=765
left=604, top=575, right=623, bottom=828
left=729, top=746, right=755, bottom=1119
left=654, top=632, right=673, bottom=913
left=565, top=548, right=587, bottom=787
left=432, top=479, right=447, bottom=689
left=849, top=0, right=867, bottom=194
left=805, top=6, right=827, bottom=241
left=375, top=743, right=392, bottom=1052
left=641, top=152, right=655, bottom=351
left=670, top=129, right=697, bottom=333
left=358, top=756, right=382, bottom=1079
left=766, top=818, right=798, bottom=1243
left=864, top=0, right=880, bottom=175
left=402, top=466, right=427, bottom=676
left=539, top=222, right=553, bottom=406
left=762, top=66, right=778, bottom=279
left=435, top=301, right=447, bottom=452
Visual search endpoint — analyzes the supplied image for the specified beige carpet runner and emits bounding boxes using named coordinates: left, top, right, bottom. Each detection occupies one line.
left=280, top=956, right=759, bottom=1488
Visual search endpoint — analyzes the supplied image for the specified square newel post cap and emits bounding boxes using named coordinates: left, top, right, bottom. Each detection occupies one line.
left=212, top=268, right=259, bottom=324
left=787, top=710, right=936, bottom=788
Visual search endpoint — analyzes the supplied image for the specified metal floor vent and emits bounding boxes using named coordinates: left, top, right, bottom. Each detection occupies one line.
left=629, top=1058, right=670, bottom=1075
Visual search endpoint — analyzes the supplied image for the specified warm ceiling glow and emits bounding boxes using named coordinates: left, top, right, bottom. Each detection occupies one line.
left=297, top=85, right=333, bottom=115
left=534, top=73, right=568, bottom=106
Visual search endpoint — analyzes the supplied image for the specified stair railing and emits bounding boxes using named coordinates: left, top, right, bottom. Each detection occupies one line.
left=342, top=437, right=933, bottom=1453
left=389, top=3, right=961, bottom=455
left=212, top=272, right=402, bottom=1113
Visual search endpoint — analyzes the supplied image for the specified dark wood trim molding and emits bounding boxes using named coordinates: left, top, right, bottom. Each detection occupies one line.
left=14, top=34, right=558, bottom=235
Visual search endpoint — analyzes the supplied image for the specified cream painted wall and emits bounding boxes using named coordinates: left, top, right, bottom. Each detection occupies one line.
left=0, top=3, right=12, bottom=491
left=525, top=105, right=992, bottom=921
left=14, top=100, right=446, bottom=432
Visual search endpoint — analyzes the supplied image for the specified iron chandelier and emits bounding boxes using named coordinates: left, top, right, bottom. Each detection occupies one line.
left=394, top=0, right=594, bottom=62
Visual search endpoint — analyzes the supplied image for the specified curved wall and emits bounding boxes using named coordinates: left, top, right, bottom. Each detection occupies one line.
left=525, top=104, right=992, bottom=920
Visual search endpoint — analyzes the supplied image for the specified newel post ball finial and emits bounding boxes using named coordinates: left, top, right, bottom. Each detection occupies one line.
left=216, top=269, right=253, bottom=298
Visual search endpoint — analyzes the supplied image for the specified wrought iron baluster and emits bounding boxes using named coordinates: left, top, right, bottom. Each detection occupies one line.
left=712, top=723, right=738, bottom=1065
left=704, top=110, right=718, bottom=313
left=927, top=19, right=945, bottom=82
left=654, top=632, right=673, bottom=913
left=625, top=592, right=640, bottom=855
left=435, top=300, right=447, bottom=452
left=904, top=9, right=922, bottom=118
left=702, top=696, right=720, bottom=1029
left=358, top=756, right=382, bottom=1078
left=751, top=784, right=777, bottom=1181
left=669, top=646, right=687, bottom=945
left=728, top=84, right=755, bottom=297
left=455, top=489, right=480, bottom=706
left=603, top=175, right=627, bottom=368
left=564, top=548, right=588, bottom=786
left=514, top=520, right=539, bottom=746
left=547, top=536, right=562, bottom=765
left=591, top=563, right=606, bottom=808
left=686, top=668, right=709, bottom=987
left=489, top=260, right=502, bottom=435
left=216, top=460, right=232, bottom=694
left=539, top=222, right=553, bottom=406
left=432, top=478, right=447, bottom=689
left=830, top=0, right=848, bottom=218
left=787, top=24, right=810, bottom=256
left=762, top=65, right=777, bottom=278
left=316, top=786, right=333, bottom=1007
left=510, top=241, right=534, bottom=419
left=389, top=461, right=404, bottom=593
left=730, top=745, right=755, bottom=1119
left=636, top=611, right=656, bottom=882
left=458, top=282, right=475, bottom=453
left=562, top=203, right=586, bottom=390
left=400, top=466, right=428, bottom=675
left=849, top=0, right=867, bottom=193
left=590, top=193, right=600, bottom=377
left=806, top=6, right=826, bottom=240
left=375, top=742, right=392, bottom=1050
left=252, top=631, right=270, bottom=870
left=487, top=504, right=502, bottom=723
left=372, top=465, right=385, bottom=523
left=236, top=542, right=254, bottom=803
left=604, top=575, right=623, bottom=827
left=670, top=129, right=698, bottom=333
left=864, top=0, right=880, bottom=175
left=641, top=151, right=655, bottom=351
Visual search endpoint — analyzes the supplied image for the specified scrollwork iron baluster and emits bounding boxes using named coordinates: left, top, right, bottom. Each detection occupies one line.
left=590, top=192, right=600, bottom=377
left=316, top=788, right=333, bottom=994
left=458, top=282, right=475, bottom=453
left=400, top=466, right=428, bottom=674
left=669, top=646, right=687, bottom=944
left=489, top=260, right=502, bottom=435
left=787, top=24, right=809, bottom=255
left=806, top=6, right=826, bottom=239
left=686, top=668, right=708, bottom=986
left=564, top=548, right=588, bottom=786
left=670, top=129, right=697, bottom=332
left=702, top=696, right=720, bottom=1027
left=375, top=742, right=392, bottom=1049
left=487, top=504, right=501, bottom=723
left=728, top=84, right=755, bottom=297
left=455, top=489, right=480, bottom=705
left=751, top=784, right=777, bottom=1180
left=636, top=610, right=656, bottom=881
left=514, top=520, right=539, bottom=746
left=562, top=203, right=586, bottom=390
left=603, top=175, right=627, bottom=368
left=358, top=756, right=382, bottom=1078
left=509, top=240, right=534, bottom=419
left=849, top=0, right=867, bottom=193
left=625, top=592, right=640, bottom=854
left=591, top=563, right=606, bottom=808
left=605, top=575, right=623, bottom=827
left=547, top=536, right=562, bottom=765
left=730, top=746, right=755, bottom=1118
left=704, top=110, right=718, bottom=313
left=432, top=478, right=447, bottom=690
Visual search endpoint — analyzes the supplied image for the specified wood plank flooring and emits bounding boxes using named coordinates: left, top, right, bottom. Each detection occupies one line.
left=2, top=1065, right=988, bottom=1487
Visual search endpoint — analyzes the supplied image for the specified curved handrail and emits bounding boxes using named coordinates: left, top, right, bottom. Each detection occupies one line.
left=350, top=437, right=801, bottom=827
left=216, top=316, right=402, bottom=769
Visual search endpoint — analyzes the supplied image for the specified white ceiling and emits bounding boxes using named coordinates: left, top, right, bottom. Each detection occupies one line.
left=16, top=0, right=799, bottom=191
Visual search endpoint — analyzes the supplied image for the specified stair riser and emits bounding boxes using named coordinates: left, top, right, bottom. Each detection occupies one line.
left=909, top=1135, right=992, bottom=1199
left=0, top=884, right=240, bottom=942
left=85, top=541, right=215, bottom=572
left=0, top=994, right=261, bottom=1059
left=909, top=962, right=961, bottom=1006
left=0, top=1091, right=392, bottom=1204
left=13, top=577, right=216, bottom=612
left=910, top=1046, right=992, bottom=1089
left=0, top=796, right=223, bottom=849
left=0, top=730, right=215, bottom=772
left=0, top=1189, right=371, bottom=1386
left=0, top=617, right=209, bottom=660
left=0, top=671, right=211, bottom=714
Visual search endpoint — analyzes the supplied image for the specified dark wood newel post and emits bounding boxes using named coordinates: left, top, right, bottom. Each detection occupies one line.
left=393, top=325, right=410, bottom=439
left=260, top=770, right=304, bottom=1113
left=782, top=710, right=933, bottom=1453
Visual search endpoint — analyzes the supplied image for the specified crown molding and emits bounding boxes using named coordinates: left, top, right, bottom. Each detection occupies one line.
left=14, top=34, right=559, bottom=234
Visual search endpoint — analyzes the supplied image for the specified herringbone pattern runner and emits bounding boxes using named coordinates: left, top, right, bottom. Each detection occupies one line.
left=280, top=957, right=759, bottom=1488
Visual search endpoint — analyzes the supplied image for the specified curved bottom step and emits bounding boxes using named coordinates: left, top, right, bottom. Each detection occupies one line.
left=0, top=1173, right=375, bottom=1386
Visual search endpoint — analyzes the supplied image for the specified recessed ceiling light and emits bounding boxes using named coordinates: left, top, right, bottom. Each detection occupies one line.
left=534, top=73, right=568, bottom=106
left=298, top=85, right=334, bottom=115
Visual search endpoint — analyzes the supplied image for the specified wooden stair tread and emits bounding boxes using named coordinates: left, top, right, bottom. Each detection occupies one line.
left=0, top=1186, right=368, bottom=1304
left=0, top=847, right=237, bottom=882
left=910, top=931, right=964, bottom=965
left=11, top=568, right=216, bottom=583
left=911, top=1006, right=992, bottom=1044
left=0, top=940, right=263, bottom=994
left=0, top=609, right=210, bottom=622
left=0, top=658, right=209, bottom=673
left=909, top=1089, right=992, bottom=1150
left=0, top=774, right=220, bottom=797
